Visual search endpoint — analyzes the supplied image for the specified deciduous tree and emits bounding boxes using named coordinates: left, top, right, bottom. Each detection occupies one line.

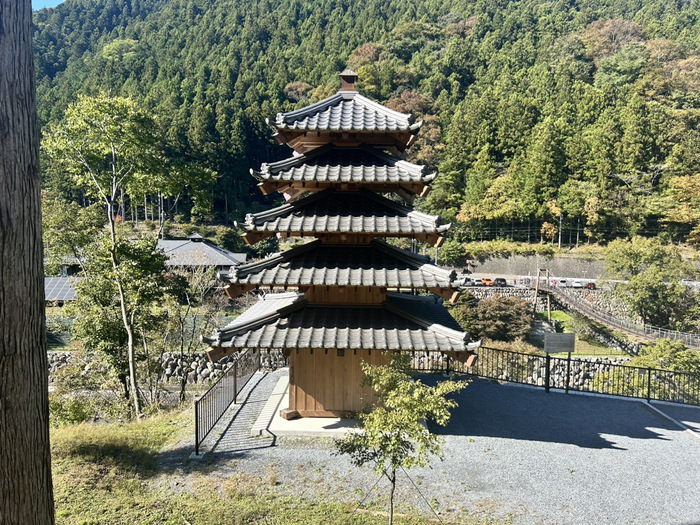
left=335, top=354, right=467, bottom=524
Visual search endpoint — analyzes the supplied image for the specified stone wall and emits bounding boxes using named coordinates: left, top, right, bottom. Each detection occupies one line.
left=493, top=355, right=632, bottom=389
left=48, top=349, right=287, bottom=385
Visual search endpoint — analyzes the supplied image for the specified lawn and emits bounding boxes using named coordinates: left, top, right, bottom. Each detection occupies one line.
left=50, top=411, right=432, bottom=525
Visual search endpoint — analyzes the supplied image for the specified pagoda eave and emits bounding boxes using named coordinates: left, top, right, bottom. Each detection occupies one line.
left=258, top=180, right=430, bottom=200
left=275, top=130, right=417, bottom=154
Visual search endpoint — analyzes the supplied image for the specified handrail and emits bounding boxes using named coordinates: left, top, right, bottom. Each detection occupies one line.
left=521, top=280, right=700, bottom=349
left=412, top=347, right=700, bottom=407
left=194, top=349, right=261, bottom=455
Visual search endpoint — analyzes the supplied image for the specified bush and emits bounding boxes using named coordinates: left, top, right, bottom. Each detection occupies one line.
left=449, top=294, right=533, bottom=342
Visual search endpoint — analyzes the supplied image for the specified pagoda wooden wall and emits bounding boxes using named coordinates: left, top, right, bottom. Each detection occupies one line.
left=287, top=349, right=389, bottom=417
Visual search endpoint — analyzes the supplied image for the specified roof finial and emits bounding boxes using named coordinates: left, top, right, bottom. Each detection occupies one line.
left=339, top=68, right=358, bottom=91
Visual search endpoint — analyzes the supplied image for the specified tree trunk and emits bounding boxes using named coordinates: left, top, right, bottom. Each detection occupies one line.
left=0, top=1, right=56, bottom=522
left=558, top=214, right=562, bottom=251
left=388, top=468, right=396, bottom=525
left=107, top=202, right=142, bottom=418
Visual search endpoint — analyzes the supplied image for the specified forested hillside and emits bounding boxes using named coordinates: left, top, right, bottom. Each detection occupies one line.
left=33, top=0, right=700, bottom=247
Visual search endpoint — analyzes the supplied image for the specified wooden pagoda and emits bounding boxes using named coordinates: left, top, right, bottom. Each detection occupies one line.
left=204, top=70, right=478, bottom=419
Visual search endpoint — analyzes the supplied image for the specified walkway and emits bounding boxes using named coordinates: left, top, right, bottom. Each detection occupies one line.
left=190, top=370, right=700, bottom=524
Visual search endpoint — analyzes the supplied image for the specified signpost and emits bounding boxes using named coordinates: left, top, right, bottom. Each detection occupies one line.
left=544, top=333, right=576, bottom=393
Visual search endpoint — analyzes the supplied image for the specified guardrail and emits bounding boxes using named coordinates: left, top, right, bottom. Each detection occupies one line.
left=194, top=349, right=261, bottom=455
left=414, top=347, right=700, bottom=406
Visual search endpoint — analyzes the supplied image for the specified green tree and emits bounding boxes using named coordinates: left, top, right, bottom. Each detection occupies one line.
left=43, top=94, right=168, bottom=416
left=335, top=354, right=467, bottom=524
left=605, top=236, right=695, bottom=328
left=630, top=339, right=700, bottom=375
left=449, top=295, right=534, bottom=342
left=42, top=192, right=104, bottom=275
left=68, top=235, right=182, bottom=413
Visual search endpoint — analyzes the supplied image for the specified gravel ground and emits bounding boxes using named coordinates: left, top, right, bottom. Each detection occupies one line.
left=159, top=370, right=700, bottom=525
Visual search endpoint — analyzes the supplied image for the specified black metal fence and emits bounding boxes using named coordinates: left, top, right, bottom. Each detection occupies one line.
left=194, top=349, right=261, bottom=455
left=411, top=347, right=700, bottom=406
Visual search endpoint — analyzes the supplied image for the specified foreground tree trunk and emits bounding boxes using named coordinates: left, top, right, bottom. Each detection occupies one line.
left=0, top=0, right=56, bottom=523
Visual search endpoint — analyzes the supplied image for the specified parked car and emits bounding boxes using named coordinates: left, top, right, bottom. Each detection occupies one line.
left=494, top=277, right=507, bottom=287
left=558, top=279, right=568, bottom=287
left=481, top=277, right=495, bottom=286
left=586, top=282, right=597, bottom=290
left=572, top=280, right=583, bottom=288
left=456, top=277, right=473, bottom=288
left=454, top=275, right=472, bottom=287
left=471, top=278, right=484, bottom=286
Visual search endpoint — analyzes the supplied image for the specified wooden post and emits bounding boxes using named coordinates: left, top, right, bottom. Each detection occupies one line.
left=533, top=268, right=541, bottom=313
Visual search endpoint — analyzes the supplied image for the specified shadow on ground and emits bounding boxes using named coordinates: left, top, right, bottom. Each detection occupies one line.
left=419, top=375, right=688, bottom=450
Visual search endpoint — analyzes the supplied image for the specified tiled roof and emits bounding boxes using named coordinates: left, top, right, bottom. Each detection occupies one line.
left=203, top=291, right=471, bottom=352
left=253, top=145, right=435, bottom=185
left=221, top=239, right=455, bottom=288
left=157, top=239, right=246, bottom=267
left=270, top=91, right=422, bottom=132
left=243, top=189, right=449, bottom=236
left=45, top=276, right=81, bottom=301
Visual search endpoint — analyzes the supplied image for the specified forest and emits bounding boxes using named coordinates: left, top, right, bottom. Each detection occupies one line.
left=33, top=0, right=700, bottom=254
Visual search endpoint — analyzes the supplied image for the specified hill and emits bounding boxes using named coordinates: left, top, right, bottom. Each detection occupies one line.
left=33, top=0, right=700, bottom=245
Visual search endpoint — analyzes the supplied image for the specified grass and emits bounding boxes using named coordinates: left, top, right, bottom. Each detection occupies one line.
left=50, top=411, right=439, bottom=525
left=535, top=311, right=628, bottom=357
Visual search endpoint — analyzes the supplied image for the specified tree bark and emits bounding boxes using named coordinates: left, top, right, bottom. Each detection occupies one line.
left=388, top=468, right=396, bottom=525
left=0, top=1, right=56, bottom=523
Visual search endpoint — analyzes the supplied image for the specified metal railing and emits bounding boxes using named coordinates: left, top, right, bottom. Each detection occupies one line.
left=194, top=349, right=261, bottom=455
left=523, top=279, right=700, bottom=349
left=426, top=347, right=700, bottom=406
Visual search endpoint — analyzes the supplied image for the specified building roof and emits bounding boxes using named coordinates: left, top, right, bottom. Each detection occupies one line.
left=45, top=276, right=81, bottom=301
left=241, top=189, right=449, bottom=244
left=252, top=144, right=436, bottom=186
left=270, top=90, right=422, bottom=133
left=220, top=239, right=455, bottom=290
left=157, top=239, right=246, bottom=267
left=203, top=291, right=473, bottom=355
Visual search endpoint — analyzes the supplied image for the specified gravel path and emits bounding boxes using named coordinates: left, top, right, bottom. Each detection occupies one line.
left=160, top=371, right=700, bottom=524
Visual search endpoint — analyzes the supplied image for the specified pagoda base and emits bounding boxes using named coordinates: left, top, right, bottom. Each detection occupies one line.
left=280, top=408, right=356, bottom=420
left=288, top=348, right=388, bottom=416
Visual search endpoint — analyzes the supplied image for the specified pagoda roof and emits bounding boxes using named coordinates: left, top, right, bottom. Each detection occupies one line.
left=270, top=90, right=422, bottom=134
left=240, top=189, right=449, bottom=246
left=252, top=144, right=436, bottom=187
left=219, top=239, right=456, bottom=294
left=203, top=291, right=475, bottom=357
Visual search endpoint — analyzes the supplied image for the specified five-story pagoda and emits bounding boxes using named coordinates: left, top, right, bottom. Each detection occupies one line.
left=204, top=70, right=478, bottom=419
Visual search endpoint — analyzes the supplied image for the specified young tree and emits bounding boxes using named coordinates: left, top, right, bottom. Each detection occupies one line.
left=336, top=355, right=467, bottom=524
left=0, top=0, right=55, bottom=521
left=42, top=192, right=104, bottom=275
left=68, top=235, right=181, bottom=415
left=43, top=94, right=164, bottom=416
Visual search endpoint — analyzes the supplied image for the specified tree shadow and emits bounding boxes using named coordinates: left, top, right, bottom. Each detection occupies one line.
left=419, top=375, right=681, bottom=450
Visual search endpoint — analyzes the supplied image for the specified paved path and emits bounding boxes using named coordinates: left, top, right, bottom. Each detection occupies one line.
left=185, top=372, right=700, bottom=524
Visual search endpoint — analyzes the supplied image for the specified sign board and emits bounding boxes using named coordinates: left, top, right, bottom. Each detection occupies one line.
left=544, top=333, right=575, bottom=354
